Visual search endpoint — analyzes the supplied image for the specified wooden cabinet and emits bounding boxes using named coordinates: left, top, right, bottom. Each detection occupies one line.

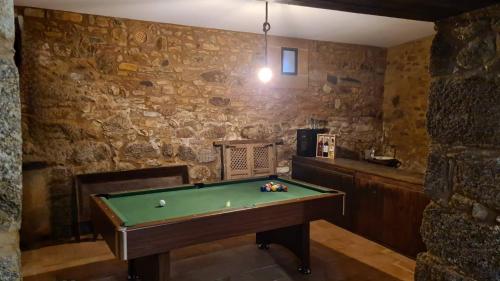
left=292, top=156, right=429, bottom=258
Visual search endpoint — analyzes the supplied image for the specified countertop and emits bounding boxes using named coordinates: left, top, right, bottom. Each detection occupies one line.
left=293, top=156, right=424, bottom=186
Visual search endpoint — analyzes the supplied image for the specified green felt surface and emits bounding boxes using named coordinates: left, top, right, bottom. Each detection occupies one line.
left=103, top=179, right=324, bottom=227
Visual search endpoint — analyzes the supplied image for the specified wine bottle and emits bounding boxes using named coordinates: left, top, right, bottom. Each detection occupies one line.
left=329, top=137, right=335, bottom=158
left=317, top=137, right=323, bottom=157
left=323, top=139, right=329, bottom=157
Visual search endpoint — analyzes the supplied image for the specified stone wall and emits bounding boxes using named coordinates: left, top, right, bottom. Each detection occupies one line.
left=16, top=7, right=387, bottom=239
left=382, top=36, right=433, bottom=174
left=0, top=0, right=22, bottom=280
left=415, top=4, right=500, bottom=281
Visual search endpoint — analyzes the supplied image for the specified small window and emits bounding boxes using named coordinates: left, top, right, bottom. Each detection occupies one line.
left=281, top=47, right=298, bottom=75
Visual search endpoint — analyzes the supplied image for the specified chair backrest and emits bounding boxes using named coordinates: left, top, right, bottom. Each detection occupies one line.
left=73, top=165, right=189, bottom=240
left=214, top=140, right=278, bottom=180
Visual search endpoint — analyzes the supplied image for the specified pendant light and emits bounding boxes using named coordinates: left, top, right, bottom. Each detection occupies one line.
left=258, top=1, right=272, bottom=83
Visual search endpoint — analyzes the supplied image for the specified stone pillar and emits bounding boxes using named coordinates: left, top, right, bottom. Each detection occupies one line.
left=0, top=0, right=22, bottom=280
left=415, top=4, right=499, bottom=281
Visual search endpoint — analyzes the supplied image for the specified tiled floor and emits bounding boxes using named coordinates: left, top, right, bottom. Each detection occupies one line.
left=22, top=221, right=415, bottom=281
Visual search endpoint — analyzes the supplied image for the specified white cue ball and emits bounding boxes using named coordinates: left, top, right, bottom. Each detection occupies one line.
left=159, top=199, right=166, bottom=207
left=226, top=200, right=231, bottom=207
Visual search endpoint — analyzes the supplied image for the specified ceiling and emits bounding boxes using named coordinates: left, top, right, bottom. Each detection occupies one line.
left=14, top=0, right=436, bottom=47
left=274, top=0, right=499, bottom=21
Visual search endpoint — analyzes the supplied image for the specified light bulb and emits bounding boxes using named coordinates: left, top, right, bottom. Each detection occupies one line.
left=258, top=67, right=272, bottom=83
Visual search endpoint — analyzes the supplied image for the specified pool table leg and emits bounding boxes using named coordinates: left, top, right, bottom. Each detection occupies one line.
left=256, top=223, right=311, bottom=274
left=130, top=252, right=171, bottom=280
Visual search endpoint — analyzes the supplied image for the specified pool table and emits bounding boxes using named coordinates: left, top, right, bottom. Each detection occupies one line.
left=90, top=175, right=345, bottom=280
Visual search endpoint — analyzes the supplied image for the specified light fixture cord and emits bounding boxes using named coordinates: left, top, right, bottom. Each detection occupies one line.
left=263, top=1, right=271, bottom=65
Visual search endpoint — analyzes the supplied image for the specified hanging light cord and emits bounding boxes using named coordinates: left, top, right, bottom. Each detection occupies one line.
left=262, top=1, right=271, bottom=65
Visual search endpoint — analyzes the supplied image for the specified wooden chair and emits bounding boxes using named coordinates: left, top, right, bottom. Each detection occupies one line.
left=73, top=165, right=189, bottom=241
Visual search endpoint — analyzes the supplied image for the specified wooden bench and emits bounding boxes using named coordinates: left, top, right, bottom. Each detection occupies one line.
left=73, top=165, right=189, bottom=241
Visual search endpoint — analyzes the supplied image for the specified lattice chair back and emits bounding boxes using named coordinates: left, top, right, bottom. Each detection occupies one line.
left=252, top=144, right=275, bottom=176
left=222, top=142, right=276, bottom=180
left=226, top=145, right=252, bottom=179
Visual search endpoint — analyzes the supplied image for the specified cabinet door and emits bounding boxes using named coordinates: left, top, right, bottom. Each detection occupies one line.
left=380, top=183, right=412, bottom=254
left=354, top=176, right=384, bottom=243
left=382, top=185, right=429, bottom=257
left=292, top=161, right=354, bottom=230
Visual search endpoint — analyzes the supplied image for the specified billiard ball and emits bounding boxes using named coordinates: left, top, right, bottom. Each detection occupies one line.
left=159, top=199, right=166, bottom=207
left=226, top=200, right=231, bottom=207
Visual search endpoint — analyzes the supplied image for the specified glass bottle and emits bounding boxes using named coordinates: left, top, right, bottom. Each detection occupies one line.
left=317, top=137, right=323, bottom=157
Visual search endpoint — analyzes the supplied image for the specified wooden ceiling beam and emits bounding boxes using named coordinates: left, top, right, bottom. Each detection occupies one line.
left=271, top=0, right=499, bottom=21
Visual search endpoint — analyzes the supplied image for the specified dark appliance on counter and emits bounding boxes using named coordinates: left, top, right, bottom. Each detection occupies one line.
left=296, top=129, right=327, bottom=157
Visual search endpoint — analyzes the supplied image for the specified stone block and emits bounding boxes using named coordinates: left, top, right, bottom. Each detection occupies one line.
left=322, top=84, right=332, bottom=94
left=51, top=11, right=83, bottom=23
left=202, top=125, right=226, bottom=139
left=0, top=0, right=14, bottom=42
left=118, top=63, right=138, bottom=72
left=326, top=74, right=337, bottom=84
left=176, top=127, right=195, bottom=138
left=102, top=113, right=134, bottom=135
left=72, top=142, right=111, bottom=165
left=177, top=145, right=196, bottom=161
left=201, top=70, right=227, bottom=83
left=456, top=32, right=496, bottom=70
left=0, top=59, right=21, bottom=228
left=452, top=19, right=490, bottom=41
left=197, top=148, right=216, bottom=163
left=177, top=84, right=199, bottom=96
left=111, top=28, right=127, bottom=46
left=427, top=76, right=500, bottom=146
left=23, top=7, right=45, bottom=18
left=420, top=202, right=500, bottom=280
left=209, top=97, right=230, bottom=106
left=189, top=165, right=211, bottom=180
left=452, top=148, right=500, bottom=211
left=161, top=143, right=175, bottom=158
left=276, top=166, right=290, bottom=174
left=0, top=255, right=21, bottom=281
left=424, top=147, right=453, bottom=204
left=95, top=16, right=109, bottom=27
left=140, top=80, right=154, bottom=87
left=201, top=43, right=219, bottom=51
left=123, top=142, right=159, bottom=159
left=241, top=124, right=271, bottom=140
left=429, top=31, right=460, bottom=77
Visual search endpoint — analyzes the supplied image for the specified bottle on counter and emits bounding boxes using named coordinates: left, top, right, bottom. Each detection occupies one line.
left=328, top=137, right=335, bottom=158
left=323, top=139, right=329, bottom=157
left=317, top=137, right=323, bottom=157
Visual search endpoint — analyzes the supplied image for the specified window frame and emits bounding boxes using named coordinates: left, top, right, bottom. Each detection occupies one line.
left=281, top=47, right=298, bottom=76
